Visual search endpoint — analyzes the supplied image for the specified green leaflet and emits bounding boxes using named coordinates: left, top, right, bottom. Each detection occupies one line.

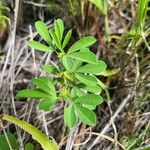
left=54, top=19, right=64, bottom=43
left=67, top=51, right=97, bottom=64
left=64, top=105, right=76, bottom=128
left=42, top=64, right=57, bottom=74
left=75, top=73, right=97, bottom=86
left=0, top=132, right=18, bottom=150
left=74, top=104, right=96, bottom=126
left=49, top=29, right=61, bottom=49
left=28, top=41, right=51, bottom=52
left=38, top=98, right=55, bottom=111
left=70, top=87, right=86, bottom=98
left=31, top=77, right=56, bottom=98
left=75, top=94, right=103, bottom=106
left=62, top=55, right=74, bottom=72
left=76, top=60, right=107, bottom=74
left=16, top=89, right=51, bottom=99
left=62, top=30, right=72, bottom=49
left=67, top=36, right=96, bottom=54
left=0, top=114, right=58, bottom=150
left=62, top=55, right=82, bottom=72
left=79, top=84, right=102, bottom=93
left=35, top=21, right=52, bottom=45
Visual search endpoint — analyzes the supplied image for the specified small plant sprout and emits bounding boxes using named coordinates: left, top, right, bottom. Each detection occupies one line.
left=16, top=19, right=107, bottom=128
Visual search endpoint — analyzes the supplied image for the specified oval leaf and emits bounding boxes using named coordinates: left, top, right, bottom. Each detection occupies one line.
left=77, top=60, right=107, bottom=74
left=62, top=30, right=72, bottom=49
left=67, top=36, right=96, bottom=54
left=16, top=89, right=50, bottom=99
left=35, top=21, right=52, bottom=45
left=67, top=51, right=97, bottom=64
left=62, top=55, right=74, bottom=72
left=38, top=98, right=55, bottom=111
left=75, top=73, right=97, bottom=86
left=42, top=64, right=57, bottom=74
left=74, top=104, right=96, bottom=125
left=28, top=41, right=51, bottom=52
left=64, top=105, right=76, bottom=128
left=84, top=85, right=102, bottom=93
left=75, top=94, right=103, bottom=106
left=31, top=77, right=56, bottom=97
left=54, top=19, right=64, bottom=43
left=49, top=30, right=61, bottom=49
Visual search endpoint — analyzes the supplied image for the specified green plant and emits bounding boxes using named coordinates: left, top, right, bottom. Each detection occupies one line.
left=16, top=19, right=107, bottom=128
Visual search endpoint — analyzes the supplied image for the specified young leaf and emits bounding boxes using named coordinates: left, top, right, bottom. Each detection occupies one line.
left=0, top=133, right=18, bottom=150
left=54, top=19, right=64, bottom=43
left=64, top=105, right=76, bottom=128
left=76, top=60, right=107, bottom=74
left=16, top=89, right=51, bottom=99
left=75, top=94, right=103, bottom=106
left=71, top=60, right=82, bottom=72
left=31, top=77, right=56, bottom=97
left=39, top=77, right=56, bottom=97
left=62, top=30, right=72, bottom=49
left=62, top=55, right=74, bottom=72
left=35, top=21, right=52, bottom=45
left=0, top=114, right=58, bottom=150
left=28, top=41, right=51, bottom=52
left=42, top=64, right=57, bottom=74
left=67, top=36, right=96, bottom=54
left=83, top=104, right=96, bottom=110
left=74, top=103, right=96, bottom=125
left=49, top=30, right=61, bottom=49
left=70, top=87, right=86, bottom=98
left=75, top=73, right=97, bottom=86
left=38, top=98, right=55, bottom=111
left=67, top=51, right=97, bottom=64
left=82, top=85, right=102, bottom=93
